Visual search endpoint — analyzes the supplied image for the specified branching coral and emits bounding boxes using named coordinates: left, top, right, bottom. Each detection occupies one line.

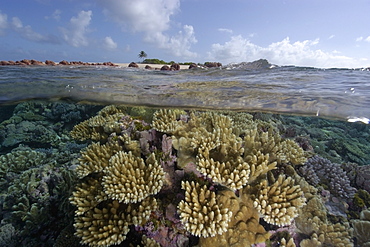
left=76, top=141, right=122, bottom=178
left=177, top=181, right=232, bottom=238
left=102, top=151, right=164, bottom=203
left=199, top=189, right=270, bottom=246
left=74, top=198, right=157, bottom=247
left=298, top=155, right=357, bottom=199
left=252, top=174, right=306, bottom=226
left=70, top=105, right=126, bottom=141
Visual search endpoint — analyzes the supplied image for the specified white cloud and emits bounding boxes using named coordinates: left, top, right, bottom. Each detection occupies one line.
left=98, top=0, right=197, bottom=58
left=218, top=28, right=233, bottom=34
left=0, top=11, right=8, bottom=35
left=167, top=25, right=197, bottom=58
left=207, top=35, right=367, bottom=68
left=45, top=9, right=61, bottom=21
left=11, top=16, right=59, bottom=43
left=103, top=36, right=117, bottom=50
left=60, top=10, right=92, bottom=47
left=356, top=36, right=370, bottom=42
left=328, top=35, right=335, bottom=39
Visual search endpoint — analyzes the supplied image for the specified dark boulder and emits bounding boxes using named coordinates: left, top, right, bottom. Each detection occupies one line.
left=170, top=63, right=180, bottom=70
left=59, top=60, right=69, bottom=65
left=128, top=62, right=139, bottom=68
left=160, top=65, right=170, bottom=70
left=145, top=65, right=153, bottom=69
left=204, top=62, right=222, bottom=68
left=45, top=60, right=56, bottom=66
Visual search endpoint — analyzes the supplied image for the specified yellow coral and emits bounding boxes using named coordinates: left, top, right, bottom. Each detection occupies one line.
left=76, top=141, right=122, bottom=178
left=102, top=151, right=164, bottom=203
left=70, top=105, right=126, bottom=141
left=70, top=176, right=108, bottom=216
left=74, top=197, right=157, bottom=247
left=74, top=200, right=129, bottom=247
left=177, top=181, right=232, bottom=238
left=199, top=189, right=270, bottom=247
left=253, top=174, right=306, bottom=226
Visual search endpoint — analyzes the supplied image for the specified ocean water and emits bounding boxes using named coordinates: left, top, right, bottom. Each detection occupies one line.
left=0, top=64, right=369, bottom=246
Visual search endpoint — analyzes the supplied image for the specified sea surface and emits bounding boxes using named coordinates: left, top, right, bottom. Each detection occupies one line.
left=0, top=63, right=370, bottom=246
left=1, top=64, right=370, bottom=122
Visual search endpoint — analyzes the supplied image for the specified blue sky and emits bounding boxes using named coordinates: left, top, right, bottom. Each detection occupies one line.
left=1, top=0, right=370, bottom=68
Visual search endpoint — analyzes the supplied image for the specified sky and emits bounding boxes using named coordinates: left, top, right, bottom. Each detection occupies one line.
left=1, top=0, right=370, bottom=68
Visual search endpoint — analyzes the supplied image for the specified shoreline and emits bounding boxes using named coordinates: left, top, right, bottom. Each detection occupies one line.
left=114, top=62, right=190, bottom=70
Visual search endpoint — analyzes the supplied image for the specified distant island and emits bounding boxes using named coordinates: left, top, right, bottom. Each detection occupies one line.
left=0, top=58, right=275, bottom=70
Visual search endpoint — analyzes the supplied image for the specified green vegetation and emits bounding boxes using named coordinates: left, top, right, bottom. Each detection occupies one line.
left=138, top=51, right=148, bottom=61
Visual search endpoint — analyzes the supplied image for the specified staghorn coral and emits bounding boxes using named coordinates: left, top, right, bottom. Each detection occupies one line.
left=70, top=176, right=108, bottom=216
left=74, top=198, right=157, bottom=247
left=199, top=188, right=270, bottom=246
left=252, top=174, right=306, bottom=226
left=102, top=151, right=164, bottom=203
left=76, top=141, right=122, bottom=178
left=177, top=181, right=232, bottom=238
left=243, top=126, right=307, bottom=166
left=70, top=105, right=126, bottom=141
left=295, top=185, right=353, bottom=247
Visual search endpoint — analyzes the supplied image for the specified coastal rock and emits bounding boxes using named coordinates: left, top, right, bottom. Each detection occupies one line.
left=59, top=60, right=69, bottom=65
left=45, top=60, right=56, bottom=66
left=0, top=61, right=10, bottom=65
left=189, top=63, right=198, bottom=69
left=30, top=59, right=44, bottom=65
left=145, top=65, right=152, bottom=69
left=160, top=65, right=170, bottom=70
left=204, top=62, right=222, bottom=68
left=128, top=62, right=139, bottom=68
left=170, top=63, right=180, bottom=70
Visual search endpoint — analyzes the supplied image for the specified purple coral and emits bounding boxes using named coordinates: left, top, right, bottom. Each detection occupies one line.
left=299, top=156, right=356, bottom=199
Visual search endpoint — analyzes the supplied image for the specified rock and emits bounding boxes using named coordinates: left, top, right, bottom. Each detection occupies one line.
left=204, top=62, right=222, bottom=68
left=160, top=65, right=170, bottom=70
left=45, top=60, right=56, bottom=66
left=0, top=61, right=10, bottom=65
left=145, top=65, right=153, bottom=69
left=20, top=59, right=31, bottom=65
left=189, top=63, right=198, bottom=69
left=128, top=62, right=139, bottom=68
left=31, top=59, right=44, bottom=65
left=59, top=60, right=69, bottom=65
left=170, top=63, right=180, bottom=70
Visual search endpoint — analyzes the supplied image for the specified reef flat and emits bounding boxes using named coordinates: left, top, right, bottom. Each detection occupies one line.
left=0, top=100, right=369, bottom=246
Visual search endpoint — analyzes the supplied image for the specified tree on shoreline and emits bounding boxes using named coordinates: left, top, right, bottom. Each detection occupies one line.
left=138, top=51, right=147, bottom=62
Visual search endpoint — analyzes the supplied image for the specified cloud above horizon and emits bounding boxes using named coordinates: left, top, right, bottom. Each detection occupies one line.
left=60, top=10, right=92, bottom=47
left=98, top=0, right=197, bottom=58
left=103, top=36, right=117, bottom=50
left=207, top=35, right=367, bottom=68
left=10, top=16, right=59, bottom=43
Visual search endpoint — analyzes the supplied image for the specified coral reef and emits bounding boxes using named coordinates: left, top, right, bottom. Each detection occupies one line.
left=177, top=181, right=232, bottom=237
left=351, top=208, right=370, bottom=246
left=199, top=188, right=270, bottom=246
left=252, top=174, right=306, bottom=226
left=298, top=155, right=357, bottom=199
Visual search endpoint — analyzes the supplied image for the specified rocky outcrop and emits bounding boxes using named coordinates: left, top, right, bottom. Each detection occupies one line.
left=0, top=59, right=117, bottom=66
left=160, top=65, right=170, bottom=70
left=128, top=62, right=139, bottom=68
left=204, top=62, right=222, bottom=68
left=170, top=63, right=180, bottom=70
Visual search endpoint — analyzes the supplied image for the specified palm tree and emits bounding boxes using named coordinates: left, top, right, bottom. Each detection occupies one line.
left=138, top=51, right=147, bottom=62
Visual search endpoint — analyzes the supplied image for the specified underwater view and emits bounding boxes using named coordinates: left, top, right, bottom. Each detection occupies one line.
left=0, top=63, right=370, bottom=247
